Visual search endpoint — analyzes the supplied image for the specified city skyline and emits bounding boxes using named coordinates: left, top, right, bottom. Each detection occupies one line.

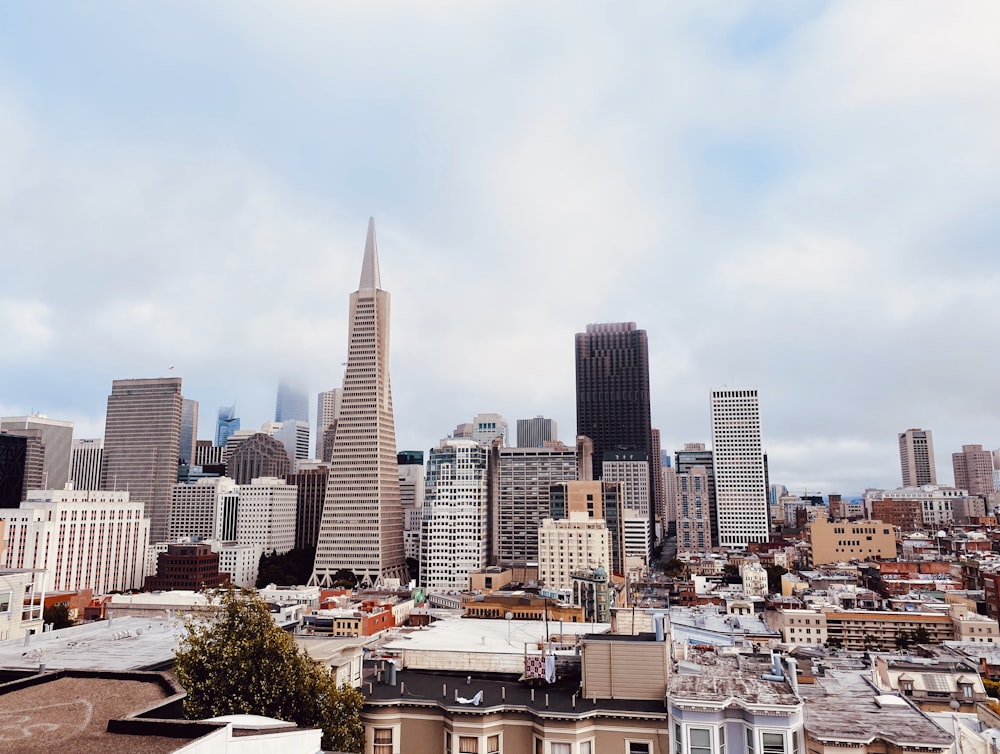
left=2, top=4, right=1000, bottom=496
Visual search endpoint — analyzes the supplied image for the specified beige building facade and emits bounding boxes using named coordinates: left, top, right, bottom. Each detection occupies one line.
left=808, top=518, right=897, bottom=565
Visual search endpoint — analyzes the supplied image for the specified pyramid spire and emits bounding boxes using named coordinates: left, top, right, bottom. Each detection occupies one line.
left=359, top=216, right=381, bottom=291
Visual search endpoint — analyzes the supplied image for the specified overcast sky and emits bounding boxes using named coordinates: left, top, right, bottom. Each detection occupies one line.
left=2, top=2, right=999, bottom=496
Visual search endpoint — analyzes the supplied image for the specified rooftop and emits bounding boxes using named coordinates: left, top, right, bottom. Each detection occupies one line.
left=798, top=659, right=953, bottom=746
left=668, top=652, right=800, bottom=707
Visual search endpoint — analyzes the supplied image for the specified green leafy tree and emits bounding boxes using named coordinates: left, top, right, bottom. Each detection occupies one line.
left=174, top=588, right=364, bottom=753
left=984, top=678, right=1000, bottom=699
left=43, top=603, right=73, bottom=630
left=912, top=626, right=931, bottom=645
left=765, top=565, right=788, bottom=594
left=661, top=558, right=687, bottom=579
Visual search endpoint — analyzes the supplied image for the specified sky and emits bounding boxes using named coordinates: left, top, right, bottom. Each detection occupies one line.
left=2, top=1, right=999, bottom=496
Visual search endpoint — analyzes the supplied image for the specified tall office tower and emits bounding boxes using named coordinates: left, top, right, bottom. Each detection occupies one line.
left=312, top=218, right=406, bottom=586
left=419, top=438, right=489, bottom=589
left=899, top=428, right=937, bottom=487
left=1, top=415, right=73, bottom=491
left=287, top=461, right=330, bottom=551
left=315, top=388, right=343, bottom=460
left=549, top=480, right=625, bottom=577
left=169, top=476, right=238, bottom=541
left=576, top=436, right=594, bottom=481
left=101, top=377, right=183, bottom=544
left=226, top=432, right=290, bottom=484
left=601, top=450, right=650, bottom=517
left=218, top=477, right=297, bottom=554
left=662, top=465, right=678, bottom=531
left=15, top=429, right=45, bottom=498
left=517, top=416, right=558, bottom=448
left=178, top=399, right=198, bottom=468
left=676, top=465, right=711, bottom=552
left=650, top=429, right=666, bottom=533
left=194, top=441, right=225, bottom=470
left=398, top=451, right=425, bottom=563
left=495, top=444, right=579, bottom=565
left=4, top=489, right=149, bottom=594
left=0, top=432, right=28, bottom=506
left=216, top=405, right=240, bottom=447
left=953, top=444, right=996, bottom=501
left=275, top=379, right=309, bottom=425
left=70, top=438, right=104, bottom=490
left=676, top=443, right=716, bottom=544
left=575, top=322, right=653, bottom=484
left=710, top=388, right=769, bottom=548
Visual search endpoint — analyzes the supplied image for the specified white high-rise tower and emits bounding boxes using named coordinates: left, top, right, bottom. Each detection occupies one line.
left=711, top=387, right=768, bottom=548
left=311, top=219, right=406, bottom=586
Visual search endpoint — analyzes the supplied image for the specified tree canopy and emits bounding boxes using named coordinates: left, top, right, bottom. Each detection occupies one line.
left=174, top=587, right=364, bottom=753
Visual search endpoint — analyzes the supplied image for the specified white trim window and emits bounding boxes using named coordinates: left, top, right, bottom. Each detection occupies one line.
left=627, top=742, right=653, bottom=754
left=761, top=732, right=786, bottom=754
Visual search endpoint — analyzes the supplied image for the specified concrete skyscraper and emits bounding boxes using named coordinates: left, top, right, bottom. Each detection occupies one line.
left=179, top=398, right=199, bottom=467
left=275, top=379, right=309, bottom=424
left=311, top=218, right=406, bottom=586
left=953, top=444, right=996, bottom=502
left=899, top=428, right=937, bottom=487
left=710, top=387, right=769, bottom=548
left=575, top=321, right=653, bottom=486
left=516, top=416, right=558, bottom=448
left=100, top=377, right=183, bottom=544
left=315, top=388, right=343, bottom=460
left=70, top=438, right=104, bottom=491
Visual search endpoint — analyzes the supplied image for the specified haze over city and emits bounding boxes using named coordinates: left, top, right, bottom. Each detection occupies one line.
left=2, top=2, right=999, bottom=496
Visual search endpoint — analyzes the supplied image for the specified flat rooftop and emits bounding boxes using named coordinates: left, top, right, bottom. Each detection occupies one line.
left=381, top=617, right=609, bottom=657
left=669, top=652, right=800, bottom=707
left=0, top=617, right=183, bottom=672
left=0, top=672, right=193, bottom=754
left=798, top=659, right=953, bottom=747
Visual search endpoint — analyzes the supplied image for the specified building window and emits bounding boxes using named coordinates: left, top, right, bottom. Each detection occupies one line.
left=746, top=728, right=755, bottom=754
left=487, top=734, right=500, bottom=753
left=374, top=728, right=393, bottom=754
left=628, top=743, right=653, bottom=754
left=762, top=733, right=785, bottom=754
left=581, top=742, right=593, bottom=754
left=550, top=744, right=571, bottom=754
left=459, top=737, right=479, bottom=754
left=689, top=728, right=711, bottom=754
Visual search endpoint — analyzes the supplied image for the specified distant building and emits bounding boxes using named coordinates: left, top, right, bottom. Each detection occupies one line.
left=0, top=432, right=28, bottom=507
left=953, top=444, right=995, bottom=502
left=144, top=542, right=230, bottom=591
left=275, top=378, right=309, bottom=425
left=179, top=399, right=199, bottom=467
left=1, top=414, right=74, bottom=491
left=469, top=412, right=508, bottom=447
left=286, top=462, right=330, bottom=550
left=2, top=489, right=149, bottom=594
left=315, top=388, right=342, bottom=460
left=398, top=452, right=425, bottom=562
left=70, top=438, right=104, bottom=490
left=864, top=485, right=966, bottom=530
left=550, top=480, right=626, bottom=578
left=676, top=443, right=716, bottom=545
left=169, top=476, right=238, bottom=541
left=899, top=428, right=936, bottom=487
left=100, top=377, right=183, bottom=544
left=420, top=438, right=489, bottom=589
left=538, top=512, right=612, bottom=590
left=225, top=432, right=290, bottom=484
left=711, top=388, right=769, bottom=548
left=676, top=464, right=711, bottom=552
left=516, top=416, right=557, bottom=448
left=215, top=404, right=240, bottom=447
left=218, top=477, right=296, bottom=555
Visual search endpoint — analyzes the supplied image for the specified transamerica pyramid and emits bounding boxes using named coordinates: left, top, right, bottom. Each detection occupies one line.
left=310, top=218, right=406, bottom=587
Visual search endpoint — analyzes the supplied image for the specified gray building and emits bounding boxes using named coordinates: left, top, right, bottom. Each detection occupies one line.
left=516, top=416, right=557, bottom=448
left=1, top=414, right=73, bottom=491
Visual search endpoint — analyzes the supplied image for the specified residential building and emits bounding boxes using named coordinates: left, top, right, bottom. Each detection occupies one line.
left=575, top=321, right=653, bottom=485
left=315, top=388, right=342, bottom=460
left=215, top=404, right=240, bottom=447
left=1, top=414, right=73, bottom=491
left=420, top=438, right=489, bottom=590
left=495, top=444, right=579, bottom=566
left=1, top=489, right=149, bottom=594
left=225, top=432, right=290, bottom=484
left=312, top=218, right=406, bottom=586
left=100, top=377, right=183, bottom=543
left=676, top=465, right=711, bottom=552
left=550, top=480, right=626, bottom=577
left=0, top=568, right=44, bottom=641
left=676, top=443, right=716, bottom=545
left=538, top=512, right=612, bottom=590
left=711, top=388, right=769, bottom=548
left=864, top=485, right=966, bottom=530
left=953, top=444, right=995, bottom=502
left=899, top=428, right=937, bottom=487
left=650, top=428, right=666, bottom=531
left=70, top=438, right=104, bottom=490
left=807, top=519, right=897, bottom=565
left=516, top=416, right=557, bottom=448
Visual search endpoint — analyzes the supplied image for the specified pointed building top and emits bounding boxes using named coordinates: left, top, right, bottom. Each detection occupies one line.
left=359, top=216, right=382, bottom=291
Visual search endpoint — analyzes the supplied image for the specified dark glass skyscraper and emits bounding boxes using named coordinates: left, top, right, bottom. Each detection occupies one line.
left=575, top=322, right=653, bottom=484
left=215, top=405, right=240, bottom=447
